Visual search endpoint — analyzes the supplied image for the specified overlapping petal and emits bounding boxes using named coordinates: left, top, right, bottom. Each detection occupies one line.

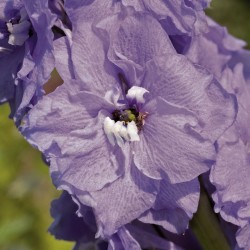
left=186, top=17, right=246, bottom=78
left=121, top=0, right=208, bottom=35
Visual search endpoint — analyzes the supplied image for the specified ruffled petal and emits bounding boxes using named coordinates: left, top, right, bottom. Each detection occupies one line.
left=142, top=53, right=237, bottom=142
left=210, top=140, right=250, bottom=227
left=236, top=224, right=250, bottom=249
left=185, top=17, right=246, bottom=78
left=121, top=0, right=205, bottom=35
left=87, top=161, right=159, bottom=237
left=21, top=82, right=124, bottom=192
left=97, top=8, right=175, bottom=80
left=64, top=0, right=122, bottom=95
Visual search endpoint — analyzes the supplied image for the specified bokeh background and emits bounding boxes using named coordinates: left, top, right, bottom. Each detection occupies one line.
left=0, top=0, right=249, bottom=249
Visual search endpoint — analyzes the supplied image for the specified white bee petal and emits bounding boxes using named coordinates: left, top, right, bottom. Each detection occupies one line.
left=126, top=86, right=149, bottom=104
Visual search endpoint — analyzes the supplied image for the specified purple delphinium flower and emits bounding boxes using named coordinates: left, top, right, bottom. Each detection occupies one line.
left=21, top=5, right=237, bottom=241
left=0, top=0, right=55, bottom=123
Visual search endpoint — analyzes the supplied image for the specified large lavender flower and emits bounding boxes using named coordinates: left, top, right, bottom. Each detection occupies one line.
left=21, top=5, right=237, bottom=240
left=0, top=0, right=55, bottom=122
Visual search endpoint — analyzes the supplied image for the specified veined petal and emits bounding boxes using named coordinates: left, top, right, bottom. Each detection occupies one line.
left=210, top=140, right=250, bottom=227
left=89, top=161, right=159, bottom=238
left=133, top=97, right=215, bottom=183
left=53, top=36, right=75, bottom=84
left=64, top=0, right=122, bottom=94
left=96, top=8, right=175, bottom=84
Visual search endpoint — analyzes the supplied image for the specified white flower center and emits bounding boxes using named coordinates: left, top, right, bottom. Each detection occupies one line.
left=7, top=8, right=31, bottom=46
left=103, top=86, right=149, bottom=147
left=104, top=117, right=139, bottom=147
left=126, top=86, right=149, bottom=103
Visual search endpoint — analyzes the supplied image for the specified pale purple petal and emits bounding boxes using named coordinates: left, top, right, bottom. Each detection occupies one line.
left=22, top=83, right=124, bottom=192
left=133, top=97, right=215, bottom=182
left=185, top=17, right=246, bottom=78
left=54, top=36, right=75, bottom=83
left=139, top=209, right=190, bottom=234
left=97, top=9, right=175, bottom=81
left=211, top=140, right=250, bottom=227
left=139, top=178, right=199, bottom=233
left=64, top=0, right=122, bottom=95
left=142, top=53, right=237, bottom=142
left=87, top=161, right=159, bottom=237
left=121, top=0, right=205, bottom=35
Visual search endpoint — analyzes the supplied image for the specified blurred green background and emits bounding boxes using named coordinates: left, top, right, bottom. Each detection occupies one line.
left=0, top=0, right=249, bottom=250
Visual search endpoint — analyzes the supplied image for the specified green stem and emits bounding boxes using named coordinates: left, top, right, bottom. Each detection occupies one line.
left=190, top=184, right=230, bottom=250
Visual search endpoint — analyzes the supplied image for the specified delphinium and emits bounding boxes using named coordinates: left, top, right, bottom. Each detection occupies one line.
left=1, top=0, right=250, bottom=249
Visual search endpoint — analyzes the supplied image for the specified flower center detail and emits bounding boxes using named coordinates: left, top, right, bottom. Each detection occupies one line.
left=6, top=8, right=31, bottom=46
left=104, top=86, right=149, bottom=147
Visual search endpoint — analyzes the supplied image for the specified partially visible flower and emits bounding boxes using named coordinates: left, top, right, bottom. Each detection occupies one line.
left=184, top=15, right=250, bottom=249
left=210, top=62, right=250, bottom=249
left=185, top=17, right=246, bottom=78
left=0, top=0, right=56, bottom=123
